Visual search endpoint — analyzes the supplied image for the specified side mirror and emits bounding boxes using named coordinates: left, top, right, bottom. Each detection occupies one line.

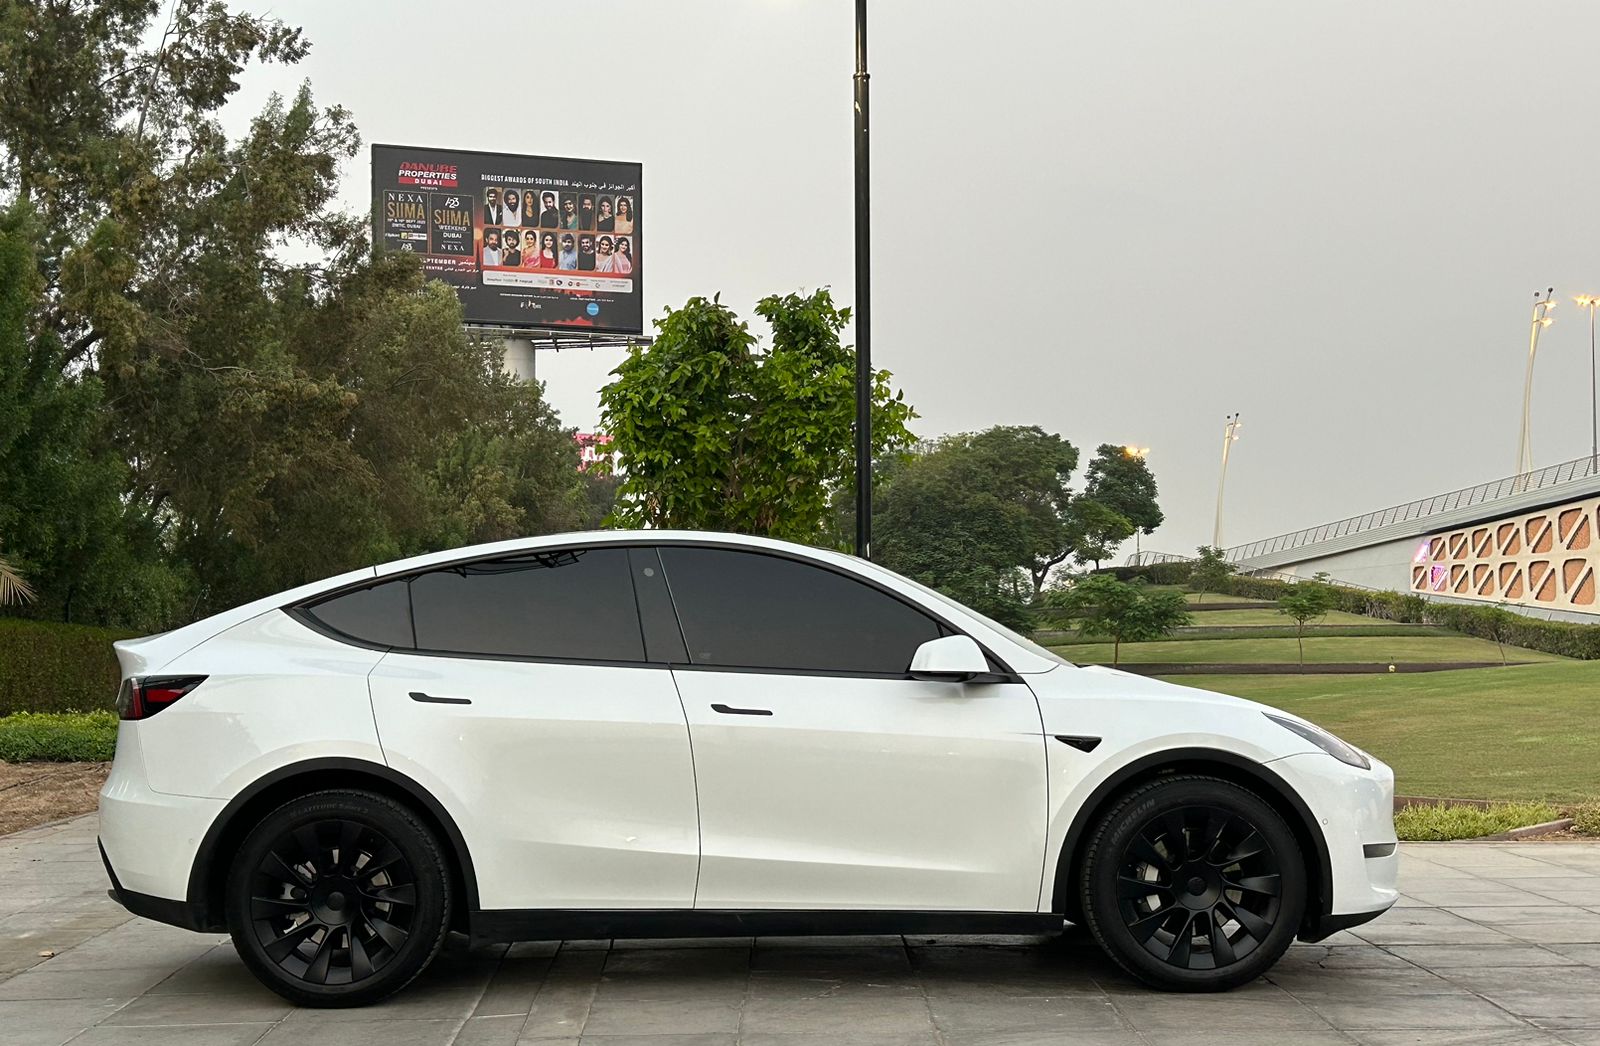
left=909, top=635, right=991, bottom=683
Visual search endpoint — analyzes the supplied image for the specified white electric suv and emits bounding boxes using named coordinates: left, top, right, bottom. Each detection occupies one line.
left=98, top=531, right=1398, bottom=1006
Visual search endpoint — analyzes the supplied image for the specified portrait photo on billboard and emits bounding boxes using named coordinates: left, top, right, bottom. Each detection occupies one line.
left=371, top=144, right=642, bottom=334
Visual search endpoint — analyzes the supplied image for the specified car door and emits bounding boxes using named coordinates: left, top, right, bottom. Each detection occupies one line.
left=655, top=544, right=1049, bottom=913
left=331, top=545, right=699, bottom=911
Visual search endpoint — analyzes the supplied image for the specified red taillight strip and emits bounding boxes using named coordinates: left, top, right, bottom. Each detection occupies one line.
left=118, top=676, right=207, bottom=721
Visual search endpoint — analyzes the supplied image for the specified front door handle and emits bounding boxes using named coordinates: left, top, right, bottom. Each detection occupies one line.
left=410, top=691, right=472, bottom=705
left=711, top=703, right=772, bottom=716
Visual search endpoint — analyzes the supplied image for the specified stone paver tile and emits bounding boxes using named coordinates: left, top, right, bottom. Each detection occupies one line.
left=97, top=989, right=293, bottom=1026
left=67, top=1024, right=277, bottom=1046
left=1386, top=943, right=1582, bottom=967
left=1303, top=994, right=1525, bottom=1030
left=611, top=937, right=752, bottom=950
left=146, top=946, right=270, bottom=995
left=1504, top=877, right=1600, bottom=906
left=731, top=1035, right=938, bottom=1046
left=1348, top=907, right=1521, bottom=945
left=1274, top=944, right=1416, bottom=971
left=1443, top=906, right=1600, bottom=943
left=1138, top=1034, right=1355, bottom=1046
left=1540, top=942, right=1600, bottom=964
left=574, top=1036, right=738, bottom=1046
left=36, top=926, right=225, bottom=972
left=474, top=952, right=554, bottom=1017
left=454, top=1014, right=525, bottom=1046
left=591, top=972, right=748, bottom=1006
left=595, top=948, right=749, bottom=976
left=258, top=1017, right=463, bottom=1045
left=926, top=993, right=1124, bottom=1038
left=273, top=985, right=481, bottom=1023
left=748, top=944, right=910, bottom=974
left=0, top=997, right=125, bottom=1046
left=1266, top=963, right=1463, bottom=997
left=1402, top=884, right=1564, bottom=907
left=1113, top=990, right=1327, bottom=1032
left=0, top=964, right=173, bottom=1000
left=1347, top=1031, right=1568, bottom=1045
left=741, top=986, right=933, bottom=1036
left=581, top=995, right=743, bottom=1036
left=518, top=949, right=606, bottom=1040
left=1431, top=966, right=1600, bottom=1024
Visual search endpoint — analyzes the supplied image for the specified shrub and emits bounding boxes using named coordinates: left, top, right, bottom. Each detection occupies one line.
left=1571, top=801, right=1600, bottom=836
left=0, top=711, right=118, bottom=762
left=1394, top=801, right=1561, bottom=841
left=0, top=618, right=131, bottom=715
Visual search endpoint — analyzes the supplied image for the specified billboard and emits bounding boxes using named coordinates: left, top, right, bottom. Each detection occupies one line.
left=371, top=144, right=642, bottom=334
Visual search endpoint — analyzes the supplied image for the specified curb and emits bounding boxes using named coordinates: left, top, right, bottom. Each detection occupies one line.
left=1480, top=818, right=1576, bottom=841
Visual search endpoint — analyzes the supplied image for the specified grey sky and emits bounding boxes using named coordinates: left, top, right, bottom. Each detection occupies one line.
left=231, top=0, right=1600, bottom=557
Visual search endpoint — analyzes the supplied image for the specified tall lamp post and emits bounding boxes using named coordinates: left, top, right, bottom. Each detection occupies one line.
left=852, top=0, right=873, bottom=559
left=1213, top=414, right=1242, bottom=549
left=1517, top=288, right=1557, bottom=482
left=1123, top=445, right=1150, bottom=559
left=1575, top=294, right=1600, bottom=473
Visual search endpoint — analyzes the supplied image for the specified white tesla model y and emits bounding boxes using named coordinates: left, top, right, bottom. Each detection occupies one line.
left=98, top=531, right=1397, bottom=1006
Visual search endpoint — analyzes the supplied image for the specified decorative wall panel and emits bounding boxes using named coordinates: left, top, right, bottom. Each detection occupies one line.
left=1411, top=495, right=1598, bottom=610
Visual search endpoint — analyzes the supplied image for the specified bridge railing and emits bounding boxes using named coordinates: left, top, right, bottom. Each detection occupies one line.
left=1223, top=453, right=1600, bottom=563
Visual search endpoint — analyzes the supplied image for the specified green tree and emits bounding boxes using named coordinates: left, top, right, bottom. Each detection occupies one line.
left=1063, top=497, right=1135, bottom=572
left=1277, top=580, right=1338, bottom=669
left=1055, top=574, right=1190, bottom=666
left=1082, top=443, right=1164, bottom=539
left=1477, top=603, right=1518, bottom=666
left=1190, top=545, right=1235, bottom=602
left=598, top=290, right=915, bottom=542
left=1, top=1, right=595, bottom=626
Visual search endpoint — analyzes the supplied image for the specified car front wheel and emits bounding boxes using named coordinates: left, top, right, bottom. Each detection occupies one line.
left=225, top=789, right=452, bottom=1007
left=1079, top=774, right=1306, bottom=991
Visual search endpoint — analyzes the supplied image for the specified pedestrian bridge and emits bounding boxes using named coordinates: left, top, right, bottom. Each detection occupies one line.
left=1133, top=453, right=1600, bottom=621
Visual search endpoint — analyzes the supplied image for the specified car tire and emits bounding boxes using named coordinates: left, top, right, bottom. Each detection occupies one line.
left=225, top=789, right=452, bottom=1007
left=1079, top=774, right=1306, bottom=992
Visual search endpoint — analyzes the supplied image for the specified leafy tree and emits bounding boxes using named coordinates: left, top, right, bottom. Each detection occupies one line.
left=1055, top=575, right=1190, bottom=666
left=1, top=1, right=595, bottom=626
left=1063, top=497, right=1135, bottom=571
left=1277, top=580, right=1338, bottom=668
left=1477, top=603, right=1518, bottom=666
left=598, top=290, right=915, bottom=542
left=1190, top=545, right=1235, bottom=602
left=1082, top=444, right=1164, bottom=539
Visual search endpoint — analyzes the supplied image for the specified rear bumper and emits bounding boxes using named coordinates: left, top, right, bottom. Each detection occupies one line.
left=100, top=840, right=205, bottom=931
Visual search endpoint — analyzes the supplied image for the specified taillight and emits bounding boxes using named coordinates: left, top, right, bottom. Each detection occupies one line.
left=116, top=676, right=207, bottom=721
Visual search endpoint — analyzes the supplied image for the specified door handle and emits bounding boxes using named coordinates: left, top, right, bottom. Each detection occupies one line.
left=711, top=703, right=772, bottom=716
left=409, top=691, right=472, bottom=705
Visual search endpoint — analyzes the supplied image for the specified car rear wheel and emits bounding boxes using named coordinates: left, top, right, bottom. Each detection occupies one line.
left=225, top=789, right=451, bottom=1007
left=1079, top=774, right=1305, bottom=991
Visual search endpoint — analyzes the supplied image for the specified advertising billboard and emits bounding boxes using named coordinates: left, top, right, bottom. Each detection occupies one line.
left=371, top=144, right=642, bottom=334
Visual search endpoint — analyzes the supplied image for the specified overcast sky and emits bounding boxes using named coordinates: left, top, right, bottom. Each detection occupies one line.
left=230, top=0, right=1600, bottom=557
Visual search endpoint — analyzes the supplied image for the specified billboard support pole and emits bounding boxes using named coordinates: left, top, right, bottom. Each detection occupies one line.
left=853, top=0, right=872, bottom=560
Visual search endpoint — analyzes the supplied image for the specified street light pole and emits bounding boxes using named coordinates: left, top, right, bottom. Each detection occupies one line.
left=1517, top=288, right=1556, bottom=483
left=852, top=0, right=873, bottom=559
left=1576, top=294, right=1600, bottom=473
left=1213, top=414, right=1242, bottom=549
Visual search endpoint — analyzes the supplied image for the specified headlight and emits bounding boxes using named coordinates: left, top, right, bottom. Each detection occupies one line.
left=1264, top=713, right=1370, bottom=770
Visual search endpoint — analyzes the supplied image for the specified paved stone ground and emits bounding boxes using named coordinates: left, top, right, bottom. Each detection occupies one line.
left=3, top=815, right=1600, bottom=1045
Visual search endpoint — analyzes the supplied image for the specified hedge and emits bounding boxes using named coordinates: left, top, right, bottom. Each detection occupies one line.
left=0, top=617, right=133, bottom=716
left=1100, top=567, right=1600, bottom=660
left=0, top=710, right=118, bottom=762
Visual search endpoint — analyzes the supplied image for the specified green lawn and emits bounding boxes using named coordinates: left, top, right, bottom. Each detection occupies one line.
left=1182, top=592, right=1260, bottom=604
left=1057, top=635, right=1564, bottom=665
left=1166, top=663, right=1600, bottom=803
left=1184, top=607, right=1376, bottom=626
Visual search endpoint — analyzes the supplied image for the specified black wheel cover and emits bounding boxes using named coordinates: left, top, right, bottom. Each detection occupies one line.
left=247, top=818, right=419, bottom=987
left=1115, top=804, right=1283, bottom=971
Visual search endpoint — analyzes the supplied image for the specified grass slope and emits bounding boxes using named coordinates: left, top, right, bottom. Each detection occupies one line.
left=1166, top=662, right=1600, bottom=802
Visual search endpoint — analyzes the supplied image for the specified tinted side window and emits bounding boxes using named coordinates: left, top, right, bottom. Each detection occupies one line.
left=410, top=548, right=645, bottom=662
left=303, top=580, right=414, bottom=648
left=658, top=547, right=942, bottom=674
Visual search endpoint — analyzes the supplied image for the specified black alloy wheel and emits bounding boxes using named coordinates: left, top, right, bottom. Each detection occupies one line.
left=226, top=790, right=451, bottom=1007
left=1080, top=775, right=1306, bottom=991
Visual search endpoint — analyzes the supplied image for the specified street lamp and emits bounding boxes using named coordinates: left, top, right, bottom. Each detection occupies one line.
left=852, top=0, right=872, bottom=559
left=1574, top=294, right=1600, bottom=472
left=1516, top=288, right=1556, bottom=482
left=1213, top=414, right=1242, bottom=549
left=1123, top=446, right=1150, bottom=558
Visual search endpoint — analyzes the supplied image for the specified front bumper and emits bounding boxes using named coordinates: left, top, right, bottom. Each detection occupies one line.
left=1267, top=751, right=1399, bottom=940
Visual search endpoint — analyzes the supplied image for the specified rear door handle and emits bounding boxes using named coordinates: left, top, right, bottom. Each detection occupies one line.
left=409, top=691, right=472, bottom=705
left=711, top=703, right=772, bottom=716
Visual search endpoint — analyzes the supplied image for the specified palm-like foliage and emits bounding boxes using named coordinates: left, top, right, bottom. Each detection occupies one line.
left=0, top=552, right=35, bottom=605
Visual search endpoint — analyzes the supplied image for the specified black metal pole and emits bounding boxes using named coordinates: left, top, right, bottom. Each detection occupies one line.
left=853, top=0, right=872, bottom=559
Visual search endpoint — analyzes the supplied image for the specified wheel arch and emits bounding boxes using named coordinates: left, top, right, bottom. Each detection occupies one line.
left=185, top=757, right=478, bottom=933
left=1049, top=748, right=1332, bottom=930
